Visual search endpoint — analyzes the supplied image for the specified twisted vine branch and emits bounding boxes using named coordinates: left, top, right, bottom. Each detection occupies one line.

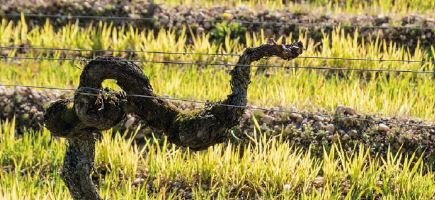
left=43, top=41, right=303, bottom=200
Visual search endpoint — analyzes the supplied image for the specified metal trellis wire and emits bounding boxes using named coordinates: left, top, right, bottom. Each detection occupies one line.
left=0, top=56, right=433, bottom=74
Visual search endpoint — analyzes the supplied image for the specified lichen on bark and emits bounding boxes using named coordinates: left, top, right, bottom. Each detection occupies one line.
left=43, top=40, right=303, bottom=200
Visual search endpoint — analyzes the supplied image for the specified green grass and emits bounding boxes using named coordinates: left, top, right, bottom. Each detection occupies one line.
left=0, top=19, right=434, bottom=121
left=156, top=0, right=435, bottom=17
left=1, top=121, right=434, bottom=199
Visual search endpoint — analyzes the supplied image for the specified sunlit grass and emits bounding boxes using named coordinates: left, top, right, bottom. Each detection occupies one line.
left=0, top=121, right=434, bottom=199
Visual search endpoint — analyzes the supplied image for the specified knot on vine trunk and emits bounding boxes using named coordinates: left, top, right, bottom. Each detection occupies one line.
left=44, top=89, right=126, bottom=138
left=74, top=87, right=126, bottom=130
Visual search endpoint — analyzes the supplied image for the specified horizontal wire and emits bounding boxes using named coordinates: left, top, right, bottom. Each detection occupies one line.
left=0, top=46, right=240, bottom=57
left=139, top=60, right=435, bottom=74
left=298, top=56, right=434, bottom=64
left=2, top=13, right=435, bottom=30
left=1, top=46, right=434, bottom=64
left=1, top=83, right=433, bottom=128
left=0, top=56, right=433, bottom=74
left=2, top=13, right=151, bottom=21
left=0, top=84, right=75, bottom=91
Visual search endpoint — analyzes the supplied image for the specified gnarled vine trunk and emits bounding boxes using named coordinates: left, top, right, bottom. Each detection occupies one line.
left=43, top=41, right=303, bottom=200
